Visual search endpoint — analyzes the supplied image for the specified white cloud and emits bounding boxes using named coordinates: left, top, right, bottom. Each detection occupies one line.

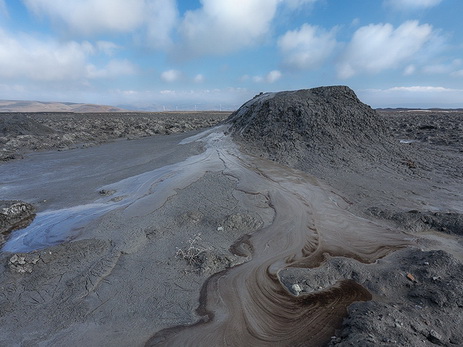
left=246, top=70, right=283, bottom=83
left=384, top=0, right=442, bottom=10
left=0, top=28, right=135, bottom=81
left=337, top=21, right=434, bottom=79
left=160, top=69, right=181, bottom=82
left=0, top=29, right=88, bottom=81
left=278, top=24, right=337, bottom=70
left=96, top=41, right=119, bottom=55
left=194, top=74, right=205, bottom=83
left=23, top=0, right=178, bottom=49
left=23, top=0, right=146, bottom=35
left=178, top=0, right=279, bottom=56
left=144, top=0, right=178, bottom=49
left=387, top=86, right=450, bottom=92
left=266, top=70, right=282, bottom=83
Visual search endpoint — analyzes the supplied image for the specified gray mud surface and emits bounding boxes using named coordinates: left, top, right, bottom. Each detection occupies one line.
left=1, top=88, right=462, bottom=346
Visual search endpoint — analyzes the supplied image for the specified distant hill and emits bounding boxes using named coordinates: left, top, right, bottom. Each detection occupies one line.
left=0, top=100, right=127, bottom=113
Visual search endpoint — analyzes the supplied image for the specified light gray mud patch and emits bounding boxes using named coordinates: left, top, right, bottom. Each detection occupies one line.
left=1, top=123, right=459, bottom=346
left=0, top=239, right=120, bottom=346
left=0, top=129, right=279, bottom=346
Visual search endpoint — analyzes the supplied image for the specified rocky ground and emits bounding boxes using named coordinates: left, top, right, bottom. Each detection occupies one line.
left=0, top=111, right=230, bottom=161
left=0, top=89, right=462, bottom=346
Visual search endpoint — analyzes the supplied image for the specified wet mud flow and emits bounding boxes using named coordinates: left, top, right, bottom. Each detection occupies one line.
left=2, top=126, right=413, bottom=345
left=147, top=128, right=412, bottom=346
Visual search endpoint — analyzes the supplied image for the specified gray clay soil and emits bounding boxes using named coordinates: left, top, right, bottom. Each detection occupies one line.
left=0, top=88, right=462, bottom=346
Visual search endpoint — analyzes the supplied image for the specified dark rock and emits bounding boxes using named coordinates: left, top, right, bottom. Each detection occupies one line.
left=0, top=200, right=36, bottom=248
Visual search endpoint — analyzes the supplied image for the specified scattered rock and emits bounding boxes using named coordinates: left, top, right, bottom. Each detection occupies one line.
left=0, top=200, right=36, bottom=248
left=291, top=283, right=303, bottom=296
left=8, top=253, right=40, bottom=274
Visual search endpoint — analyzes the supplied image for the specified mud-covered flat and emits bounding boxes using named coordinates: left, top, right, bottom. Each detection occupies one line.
left=0, top=111, right=230, bottom=161
left=1, top=89, right=462, bottom=346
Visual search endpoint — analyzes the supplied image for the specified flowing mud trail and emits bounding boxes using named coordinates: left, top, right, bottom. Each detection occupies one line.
left=1, top=126, right=413, bottom=345
left=148, top=128, right=412, bottom=346
left=2, top=131, right=225, bottom=252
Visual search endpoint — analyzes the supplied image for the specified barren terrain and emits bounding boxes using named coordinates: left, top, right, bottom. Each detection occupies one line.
left=0, top=88, right=462, bottom=346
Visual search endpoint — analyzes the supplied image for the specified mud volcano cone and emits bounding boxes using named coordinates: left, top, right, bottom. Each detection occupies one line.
left=227, top=85, right=394, bottom=170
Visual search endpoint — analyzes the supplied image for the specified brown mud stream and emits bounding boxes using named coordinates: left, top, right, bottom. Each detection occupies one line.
left=147, top=128, right=413, bottom=346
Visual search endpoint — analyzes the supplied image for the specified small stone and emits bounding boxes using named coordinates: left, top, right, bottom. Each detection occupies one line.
left=427, top=330, right=444, bottom=345
left=406, top=273, right=417, bottom=282
left=217, top=226, right=224, bottom=231
left=292, top=283, right=302, bottom=295
left=31, top=257, right=40, bottom=264
left=17, top=256, right=26, bottom=265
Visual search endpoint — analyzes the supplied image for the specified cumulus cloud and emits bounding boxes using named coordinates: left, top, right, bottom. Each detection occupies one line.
left=0, top=28, right=135, bottom=81
left=95, top=41, right=119, bottom=55
left=266, top=70, right=282, bottom=83
left=337, top=20, right=435, bottom=79
left=144, top=0, right=178, bottom=49
left=384, top=0, right=442, bottom=10
left=22, top=0, right=178, bottom=49
left=23, top=0, right=146, bottom=35
left=160, top=69, right=181, bottom=82
left=178, top=0, right=279, bottom=56
left=22, top=0, right=321, bottom=56
left=278, top=24, right=337, bottom=70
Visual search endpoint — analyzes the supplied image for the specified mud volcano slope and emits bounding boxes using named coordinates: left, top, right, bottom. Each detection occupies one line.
left=227, top=86, right=400, bottom=172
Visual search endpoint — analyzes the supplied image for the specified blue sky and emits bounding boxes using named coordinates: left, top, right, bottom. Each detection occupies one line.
left=0, top=0, right=462, bottom=110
